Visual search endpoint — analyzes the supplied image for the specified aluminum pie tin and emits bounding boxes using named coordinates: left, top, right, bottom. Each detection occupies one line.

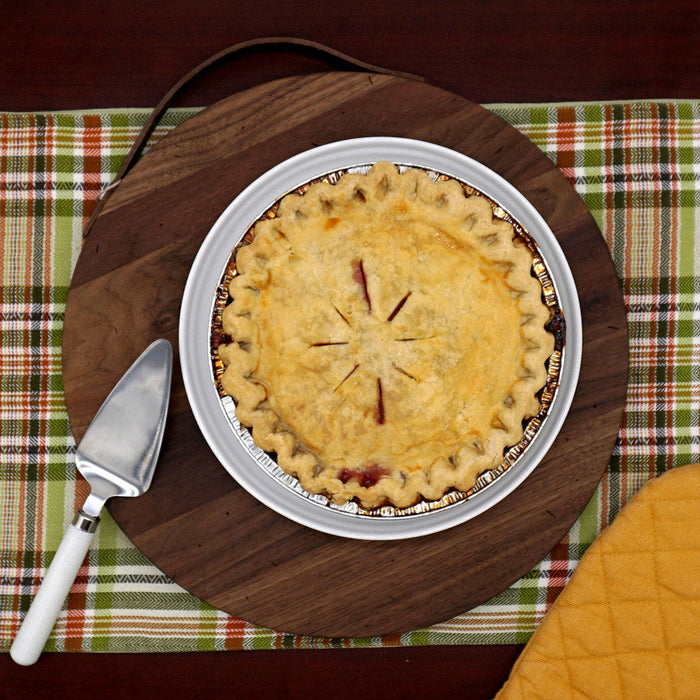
left=179, top=137, right=582, bottom=540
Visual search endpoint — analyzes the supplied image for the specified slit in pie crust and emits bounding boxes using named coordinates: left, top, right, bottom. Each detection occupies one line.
left=217, top=162, right=555, bottom=509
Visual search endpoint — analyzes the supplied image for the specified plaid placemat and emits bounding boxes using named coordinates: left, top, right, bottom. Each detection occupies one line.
left=1, top=102, right=698, bottom=652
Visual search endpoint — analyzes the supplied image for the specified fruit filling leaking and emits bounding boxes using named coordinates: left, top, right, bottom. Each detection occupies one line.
left=337, top=464, right=388, bottom=489
left=309, top=258, right=430, bottom=487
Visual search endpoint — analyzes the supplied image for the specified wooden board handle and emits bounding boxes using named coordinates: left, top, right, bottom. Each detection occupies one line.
left=83, top=36, right=426, bottom=239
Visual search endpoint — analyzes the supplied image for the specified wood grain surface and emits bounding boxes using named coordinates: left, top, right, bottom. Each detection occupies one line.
left=62, top=72, right=628, bottom=638
left=0, top=0, right=697, bottom=109
left=0, top=645, right=525, bottom=700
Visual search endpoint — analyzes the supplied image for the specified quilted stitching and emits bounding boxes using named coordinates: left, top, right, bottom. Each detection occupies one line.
left=496, top=464, right=700, bottom=700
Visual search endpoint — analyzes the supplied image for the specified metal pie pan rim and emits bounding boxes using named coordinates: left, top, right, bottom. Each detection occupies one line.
left=179, top=136, right=583, bottom=540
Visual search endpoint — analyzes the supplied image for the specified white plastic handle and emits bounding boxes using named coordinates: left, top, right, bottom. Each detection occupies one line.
left=10, top=520, right=97, bottom=665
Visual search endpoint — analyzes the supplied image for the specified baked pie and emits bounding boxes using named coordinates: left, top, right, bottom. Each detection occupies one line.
left=217, top=162, right=555, bottom=509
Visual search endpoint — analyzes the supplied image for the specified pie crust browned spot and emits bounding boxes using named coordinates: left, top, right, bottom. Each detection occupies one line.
left=218, top=162, right=555, bottom=509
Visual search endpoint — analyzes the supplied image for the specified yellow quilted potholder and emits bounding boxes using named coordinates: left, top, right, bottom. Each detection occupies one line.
left=496, top=463, right=700, bottom=700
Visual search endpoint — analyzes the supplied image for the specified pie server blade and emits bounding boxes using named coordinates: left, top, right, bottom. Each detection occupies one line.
left=10, top=339, right=173, bottom=666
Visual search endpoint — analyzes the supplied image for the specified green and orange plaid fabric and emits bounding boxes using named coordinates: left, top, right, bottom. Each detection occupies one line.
left=1, top=102, right=698, bottom=652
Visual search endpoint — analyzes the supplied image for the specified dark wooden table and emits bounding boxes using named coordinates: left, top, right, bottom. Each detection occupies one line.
left=1, top=1, right=697, bottom=697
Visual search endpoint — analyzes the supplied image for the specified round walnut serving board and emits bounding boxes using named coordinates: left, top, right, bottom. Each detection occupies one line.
left=63, top=73, right=628, bottom=638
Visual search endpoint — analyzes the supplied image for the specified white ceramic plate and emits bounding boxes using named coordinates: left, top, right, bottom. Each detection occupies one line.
left=179, top=137, right=582, bottom=540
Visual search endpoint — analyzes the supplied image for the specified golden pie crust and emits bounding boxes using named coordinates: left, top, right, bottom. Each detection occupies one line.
left=218, top=162, right=554, bottom=509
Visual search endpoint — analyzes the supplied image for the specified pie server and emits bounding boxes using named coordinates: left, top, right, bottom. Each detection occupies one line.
left=10, top=338, right=173, bottom=666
